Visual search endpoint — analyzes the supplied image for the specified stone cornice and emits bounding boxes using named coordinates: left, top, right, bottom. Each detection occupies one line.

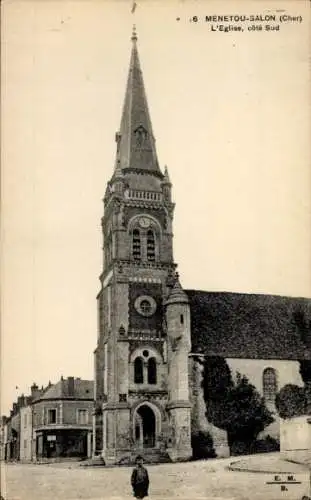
left=32, top=398, right=94, bottom=405
left=102, top=402, right=130, bottom=411
left=123, top=200, right=166, bottom=210
left=166, top=400, right=192, bottom=410
left=123, top=167, right=164, bottom=180
left=34, top=424, right=92, bottom=432
left=113, top=259, right=177, bottom=271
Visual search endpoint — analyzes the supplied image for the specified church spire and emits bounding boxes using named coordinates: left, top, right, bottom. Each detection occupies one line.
left=114, top=26, right=161, bottom=175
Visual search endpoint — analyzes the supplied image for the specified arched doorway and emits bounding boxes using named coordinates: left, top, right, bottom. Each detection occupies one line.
left=134, top=404, right=156, bottom=448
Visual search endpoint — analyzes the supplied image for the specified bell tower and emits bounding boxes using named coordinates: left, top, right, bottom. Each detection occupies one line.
left=93, top=27, right=192, bottom=465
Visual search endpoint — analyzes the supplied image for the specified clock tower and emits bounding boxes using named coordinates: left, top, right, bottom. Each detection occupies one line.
left=93, top=28, right=192, bottom=464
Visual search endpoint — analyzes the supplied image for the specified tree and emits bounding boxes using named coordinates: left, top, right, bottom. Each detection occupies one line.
left=202, top=356, right=234, bottom=431
left=299, top=360, right=311, bottom=385
left=225, top=373, right=274, bottom=454
left=294, top=307, right=311, bottom=413
left=202, top=357, right=274, bottom=454
left=275, top=384, right=307, bottom=419
left=299, top=360, right=311, bottom=414
left=191, top=430, right=216, bottom=460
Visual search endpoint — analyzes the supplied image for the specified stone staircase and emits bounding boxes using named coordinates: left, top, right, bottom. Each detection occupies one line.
left=118, top=448, right=171, bottom=465
left=137, top=448, right=172, bottom=464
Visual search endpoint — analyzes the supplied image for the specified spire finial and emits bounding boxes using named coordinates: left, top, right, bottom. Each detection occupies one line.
left=131, top=24, right=137, bottom=42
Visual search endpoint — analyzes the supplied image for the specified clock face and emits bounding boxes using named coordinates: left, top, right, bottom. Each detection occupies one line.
left=139, top=216, right=151, bottom=229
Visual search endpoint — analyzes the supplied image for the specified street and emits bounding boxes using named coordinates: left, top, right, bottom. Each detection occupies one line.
left=1, top=456, right=310, bottom=500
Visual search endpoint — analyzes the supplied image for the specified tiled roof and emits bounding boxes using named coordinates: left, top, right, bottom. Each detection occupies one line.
left=36, top=378, right=94, bottom=401
left=186, top=290, right=311, bottom=360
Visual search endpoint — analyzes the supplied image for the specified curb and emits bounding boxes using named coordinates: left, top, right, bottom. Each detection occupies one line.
left=228, top=464, right=300, bottom=474
left=228, top=460, right=309, bottom=474
left=285, top=458, right=311, bottom=470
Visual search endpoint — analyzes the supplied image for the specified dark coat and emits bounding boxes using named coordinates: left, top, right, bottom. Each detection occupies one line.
left=131, top=465, right=149, bottom=499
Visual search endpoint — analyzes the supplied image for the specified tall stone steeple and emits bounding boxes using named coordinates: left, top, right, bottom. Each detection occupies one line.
left=94, top=28, right=191, bottom=466
left=114, top=26, right=160, bottom=175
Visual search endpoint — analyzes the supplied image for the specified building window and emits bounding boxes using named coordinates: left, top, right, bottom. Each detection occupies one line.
left=134, top=357, right=144, bottom=384
left=180, top=314, right=184, bottom=325
left=132, top=229, right=141, bottom=261
left=24, top=439, right=27, bottom=449
left=119, top=394, right=127, bottom=402
left=24, top=414, right=27, bottom=428
left=48, top=409, right=57, bottom=424
left=77, top=409, right=88, bottom=425
left=147, top=230, right=155, bottom=261
left=148, top=357, right=157, bottom=385
left=263, top=367, right=278, bottom=402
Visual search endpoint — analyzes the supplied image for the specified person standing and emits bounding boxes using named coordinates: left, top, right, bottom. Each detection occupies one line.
left=131, top=455, right=149, bottom=499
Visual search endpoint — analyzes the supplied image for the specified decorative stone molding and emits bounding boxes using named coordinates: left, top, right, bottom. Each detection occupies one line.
left=166, top=401, right=192, bottom=410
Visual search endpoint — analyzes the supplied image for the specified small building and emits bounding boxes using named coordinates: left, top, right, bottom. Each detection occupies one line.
left=0, top=416, right=8, bottom=461
left=19, top=402, right=33, bottom=462
left=280, top=415, right=311, bottom=467
left=32, top=377, right=94, bottom=460
left=5, top=398, right=25, bottom=461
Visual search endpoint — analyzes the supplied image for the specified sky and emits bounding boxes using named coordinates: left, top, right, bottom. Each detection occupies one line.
left=1, top=0, right=311, bottom=415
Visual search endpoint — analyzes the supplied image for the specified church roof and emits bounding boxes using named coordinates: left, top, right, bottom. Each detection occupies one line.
left=34, top=378, right=94, bottom=401
left=186, top=290, right=311, bottom=360
left=115, top=27, right=161, bottom=176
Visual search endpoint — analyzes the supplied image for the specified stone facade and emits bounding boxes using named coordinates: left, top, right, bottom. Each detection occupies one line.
left=20, top=406, right=33, bottom=462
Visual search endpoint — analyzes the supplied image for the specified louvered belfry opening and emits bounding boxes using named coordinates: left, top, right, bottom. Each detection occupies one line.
left=147, top=230, right=155, bottom=261
left=132, top=229, right=141, bottom=261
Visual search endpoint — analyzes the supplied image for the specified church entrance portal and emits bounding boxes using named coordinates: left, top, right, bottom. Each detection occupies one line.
left=134, top=405, right=156, bottom=448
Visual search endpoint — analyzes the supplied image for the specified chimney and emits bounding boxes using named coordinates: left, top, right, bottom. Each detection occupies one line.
left=31, top=383, right=41, bottom=401
left=68, top=377, right=74, bottom=397
left=19, top=394, right=27, bottom=408
left=12, top=403, right=17, bottom=414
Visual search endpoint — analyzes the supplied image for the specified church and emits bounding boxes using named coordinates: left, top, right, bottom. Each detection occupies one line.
left=93, top=28, right=311, bottom=465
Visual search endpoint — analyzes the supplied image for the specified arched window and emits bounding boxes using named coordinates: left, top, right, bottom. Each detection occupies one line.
left=263, top=367, right=278, bottom=402
left=134, top=357, right=144, bottom=384
left=148, top=357, right=157, bottom=385
left=147, top=230, right=155, bottom=261
left=132, top=229, right=141, bottom=261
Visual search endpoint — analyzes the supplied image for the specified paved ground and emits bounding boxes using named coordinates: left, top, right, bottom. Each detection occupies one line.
left=1, top=455, right=310, bottom=500
left=229, top=452, right=310, bottom=474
